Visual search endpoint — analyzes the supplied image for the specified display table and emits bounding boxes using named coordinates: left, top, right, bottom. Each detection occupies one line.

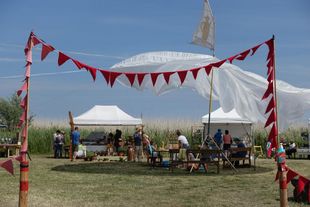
left=0, top=144, right=21, bottom=157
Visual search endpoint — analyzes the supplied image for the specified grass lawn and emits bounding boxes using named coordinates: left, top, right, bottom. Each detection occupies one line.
left=0, top=155, right=309, bottom=207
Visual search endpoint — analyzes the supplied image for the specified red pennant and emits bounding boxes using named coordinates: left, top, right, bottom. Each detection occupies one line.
left=25, top=63, right=31, bottom=78
left=265, top=97, right=275, bottom=114
left=41, top=43, right=55, bottom=61
left=265, top=39, right=274, bottom=61
left=14, top=155, right=23, bottom=163
left=251, top=43, right=263, bottom=56
left=25, top=50, right=32, bottom=64
left=211, top=59, right=226, bottom=68
left=297, top=176, right=309, bottom=194
left=150, top=73, right=161, bottom=86
left=236, top=50, right=250, bottom=61
left=267, top=69, right=274, bottom=82
left=72, top=59, right=86, bottom=70
left=20, top=95, right=27, bottom=109
left=286, top=168, right=299, bottom=184
left=228, top=54, right=238, bottom=64
left=19, top=111, right=26, bottom=123
left=163, top=72, right=174, bottom=84
left=275, top=171, right=280, bottom=181
left=31, top=35, right=41, bottom=46
left=110, top=72, right=122, bottom=87
left=125, top=73, right=136, bottom=86
left=58, top=52, right=71, bottom=66
left=24, top=33, right=33, bottom=55
left=22, top=127, right=27, bottom=138
left=268, top=124, right=278, bottom=141
left=100, top=70, right=110, bottom=85
left=85, top=66, right=97, bottom=81
left=190, top=68, right=200, bottom=80
left=267, top=58, right=274, bottom=68
left=21, top=137, right=28, bottom=153
left=17, top=81, right=28, bottom=97
left=262, top=81, right=274, bottom=100
left=177, top=70, right=187, bottom=85
left=137, top=73, right=147, bottom=86
left=204, top=65, right=213, bottom=76
left=265, top=109, right=276, bottom=128
left=0, top=159, right=14, bottom=175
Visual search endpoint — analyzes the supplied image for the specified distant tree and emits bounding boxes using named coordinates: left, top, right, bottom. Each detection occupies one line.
left=0, top=94, right=34, bottom=131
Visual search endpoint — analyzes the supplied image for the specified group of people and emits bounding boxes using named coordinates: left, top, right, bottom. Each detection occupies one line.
left=53, top=130, right=65, bottom=158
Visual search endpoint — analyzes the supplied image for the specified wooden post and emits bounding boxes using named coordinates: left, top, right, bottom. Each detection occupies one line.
left=19, top=161, right=29, bottom=207
left=68, top=111, right=74, bottom=160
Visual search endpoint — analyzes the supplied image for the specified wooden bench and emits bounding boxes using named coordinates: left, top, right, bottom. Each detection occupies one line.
left=223, top=147, right=252, bottom=167
left=0, top=144, right=21, bottom=157
left=186, top=149, right=221, bottom=174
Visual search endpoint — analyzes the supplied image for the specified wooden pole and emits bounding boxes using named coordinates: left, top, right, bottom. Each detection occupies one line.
left=272, top=35, right=288, bottom=207
left=68, top=111, right=74, bottom=160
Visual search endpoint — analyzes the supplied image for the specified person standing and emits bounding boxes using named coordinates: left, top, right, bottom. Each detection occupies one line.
left=223, top=129, right=232, bottom=156
left=59, top=131, right=65, bottom=158
left=133, top=127, right=143, bottom=162
left=113, top=129, right=122, bottom=155
left=213, top=129, right=223, bottom=150
left=53, top=130, right=61, bottom=158
left=71, top=127, right=80, bottom=161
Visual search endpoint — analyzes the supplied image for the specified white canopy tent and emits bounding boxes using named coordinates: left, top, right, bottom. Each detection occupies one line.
left=111, top=51, right=310, bottom=131
left=202, top=107, right=252, bottom=145
left=73, top=105, right=142, bottom=126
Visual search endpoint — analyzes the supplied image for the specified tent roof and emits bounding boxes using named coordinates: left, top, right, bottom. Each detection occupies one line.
left=202, top=107, right=252, bottom=124
left=73, top=105, right=142, bottom=126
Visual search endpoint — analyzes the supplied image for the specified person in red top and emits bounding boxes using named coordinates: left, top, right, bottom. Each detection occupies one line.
left=223, top=130, right=232, bottom=156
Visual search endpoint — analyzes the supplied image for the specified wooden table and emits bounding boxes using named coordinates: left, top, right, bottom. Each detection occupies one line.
left=0, top=144, right=21, bottom=157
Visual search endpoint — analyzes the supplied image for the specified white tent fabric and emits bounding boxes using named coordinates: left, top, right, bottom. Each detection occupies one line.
left=201, top=107, right=252, bottom=143
left=202, top=107, right=252, bottom=124
left=111, top=51, right=310, bottom=131
left=73, top=105, right=142, bottom=126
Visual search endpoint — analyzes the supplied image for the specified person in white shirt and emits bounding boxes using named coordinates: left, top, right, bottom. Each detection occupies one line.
left=176, top=129, right=189, bottom=149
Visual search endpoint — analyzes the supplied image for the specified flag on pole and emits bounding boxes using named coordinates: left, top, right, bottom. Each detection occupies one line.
left=192, top=0, right=215, bottom=51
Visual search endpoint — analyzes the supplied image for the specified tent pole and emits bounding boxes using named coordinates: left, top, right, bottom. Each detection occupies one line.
left=206, top=69, right=214, bottom=137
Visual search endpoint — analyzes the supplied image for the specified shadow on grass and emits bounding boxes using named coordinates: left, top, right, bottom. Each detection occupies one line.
left=51, top=161, right=273, bottom=177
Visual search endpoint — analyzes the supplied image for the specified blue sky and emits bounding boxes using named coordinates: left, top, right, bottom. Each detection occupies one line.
left=0, top=0, right=309, bottom=122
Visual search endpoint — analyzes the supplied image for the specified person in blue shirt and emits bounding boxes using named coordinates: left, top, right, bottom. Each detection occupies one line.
left=213, top=129, right=223, bottom=149
left=71, top=127, right=80, bottom=161
left=231, top=138, right=246, bottom=166
left=133, top=127, right=142, bottom=162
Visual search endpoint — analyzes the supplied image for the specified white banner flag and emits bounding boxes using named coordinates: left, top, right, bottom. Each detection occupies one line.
left=192, top=0, right=215, bottom=51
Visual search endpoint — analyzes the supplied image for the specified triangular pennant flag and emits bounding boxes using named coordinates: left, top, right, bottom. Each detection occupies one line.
left=20, top=95, right=27, bottom=109
left=22, top=127, right=27, bottom=138
left=267, top=69, right=274, bottom=82
left=297, top=176, right=309, bottom=194
left=236, top=50, right=250, bottom=61
left=275, top=171, right=280, bottom=181
left=24, top=33, right=33, bottom=55
left=100, top=70, right=110, bottom=85
left=286, top=168, right=299, bottom=184
left=125, top=73, right=136, bottom=86
left=72, top=59, right=86, bottom=70
left=265, top=96, right=275, bottom=114
left=14, top=155, right=23, bottom=163
left=31, top=35, right=41, bottom=46
left=211, top=59, right=226, bottom=68
left=58, top=52, right=71, bottom=66
left=41, top=43, right=55, bottom=61
left=85, top=66, right=97, bottom=81
left=0, top=159, right=14, bottom=175
left=251, top=43, right=263, bottom=56
left=228, top=54, right=238, bottom=64
left=204, top=65, right=213, bottom=76
left=19, top=111, right=26, bottom=123
left=267, top=58, right=274, bottom=69
left=17, top=81, right=28, bottom=97
left=190, top=68, right=200, bottom=80
left=25, top=63, right=31, bottom=78
left=268, top=123, right=278, bottom=141
left=177, top=70, right=187, bottom=85
left=150, top=73, right=161, bottom=86
left=262, top=81, right=274, bottom=100
left=110, top=72, right=122, bottom=87
left=265, top=109, right=276, bottom=128
left=163, top=72, right=174, bottom=84
left=137, top=73, right=147, bottom=86
left=265, top=39, right=274, bottom=61
left=25, top=50, right=32, bottom=64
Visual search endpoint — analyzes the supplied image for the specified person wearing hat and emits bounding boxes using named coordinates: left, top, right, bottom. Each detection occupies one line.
left=133, top=126, right=143, bottom=162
